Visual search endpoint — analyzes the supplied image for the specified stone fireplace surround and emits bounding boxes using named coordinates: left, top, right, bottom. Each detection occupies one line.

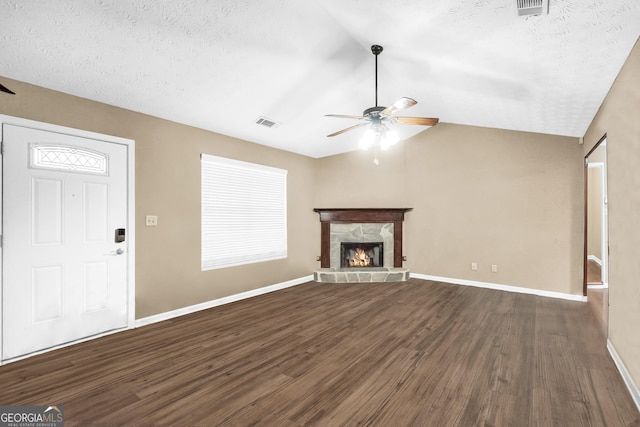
left=313, top=208, right=412, bottom=283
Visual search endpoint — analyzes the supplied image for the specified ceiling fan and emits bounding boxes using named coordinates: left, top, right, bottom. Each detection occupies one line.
left=326, top=44, right=439, bottom=144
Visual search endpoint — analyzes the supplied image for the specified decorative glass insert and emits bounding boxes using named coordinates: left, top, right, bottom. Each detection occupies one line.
left=30, top=144, right=109, bottom=175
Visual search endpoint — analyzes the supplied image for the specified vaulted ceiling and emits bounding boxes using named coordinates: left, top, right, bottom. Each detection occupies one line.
left=1, top=1, right=639, bottom=157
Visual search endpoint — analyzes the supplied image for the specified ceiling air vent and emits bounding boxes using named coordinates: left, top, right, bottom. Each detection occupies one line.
left=515, top=0, right=549, bottom=16
left=255, top=116, right=278, bottom=128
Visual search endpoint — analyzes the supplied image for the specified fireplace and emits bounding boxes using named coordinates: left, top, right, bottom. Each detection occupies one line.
left=313, top=208, right=412, bottom=283
left=341, top=242, right=384, bottom=268
left=313, top=208, right=412, bottom=268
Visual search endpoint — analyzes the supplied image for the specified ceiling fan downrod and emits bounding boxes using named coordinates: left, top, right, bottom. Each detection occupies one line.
left=371, top=45, right=383, bottom=107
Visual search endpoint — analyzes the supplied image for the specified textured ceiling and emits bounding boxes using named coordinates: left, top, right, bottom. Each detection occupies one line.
left=1, top=0, right=639, bottom=158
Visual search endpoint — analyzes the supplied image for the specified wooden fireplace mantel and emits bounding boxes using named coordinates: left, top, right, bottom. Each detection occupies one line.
left=313, top=208, right=412, bottom=268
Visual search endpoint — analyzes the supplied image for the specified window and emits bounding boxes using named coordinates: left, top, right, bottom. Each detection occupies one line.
left=201, top=154, right=287, bottom=270
left=30, top=144, right=109, bottom=175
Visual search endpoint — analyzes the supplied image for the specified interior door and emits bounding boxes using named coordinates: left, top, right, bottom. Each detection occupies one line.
left=2, top=124, right=129, bottom=360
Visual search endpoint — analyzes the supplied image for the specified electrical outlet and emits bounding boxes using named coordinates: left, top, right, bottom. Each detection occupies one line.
left=471, top=262, right=478, bottom=271
left=145, top=215, right=158, bottom=227
left=491, top=264, right=498, bottom=273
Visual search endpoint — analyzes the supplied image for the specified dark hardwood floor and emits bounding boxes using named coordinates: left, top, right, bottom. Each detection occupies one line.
left=586, top=258, right=609, bottom=336
left=588, top=288, right=609, bottom=337
left=1, top=279, right=638, bottom=426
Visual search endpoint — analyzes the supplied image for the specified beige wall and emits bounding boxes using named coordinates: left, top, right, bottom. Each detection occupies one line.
left=0, top=78, right=319, bottom=318
left=316, top=123, right=583, bottom=294
left=583, top=37, right=640, bottom=393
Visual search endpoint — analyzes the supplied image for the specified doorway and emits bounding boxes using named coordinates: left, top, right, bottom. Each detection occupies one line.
left=0, top=116, right=135, bottom=363
left=583, top=134, right=608, bottom=333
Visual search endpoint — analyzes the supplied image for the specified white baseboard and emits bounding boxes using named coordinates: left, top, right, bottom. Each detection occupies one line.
left=587, top=255, right=603, bottom=266
left=607, top=340, right=640, bottom=412
left=411, top=273, right=587, bottom=302
left=135, top=275, right=313, bottom=328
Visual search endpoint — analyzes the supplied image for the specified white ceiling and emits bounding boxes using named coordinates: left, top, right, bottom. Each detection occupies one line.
left=1, top=0, right=639, bottom=158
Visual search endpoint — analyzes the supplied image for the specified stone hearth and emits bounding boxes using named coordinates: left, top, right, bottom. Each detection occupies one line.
left=314, top=267, right=410, bottom=283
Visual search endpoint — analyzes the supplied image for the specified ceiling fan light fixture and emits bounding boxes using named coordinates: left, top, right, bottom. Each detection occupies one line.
left=326, top=44, right=439, bottom=164
left=380, top=128, right=399, bottom=150
left=360, top=128, right=376, bottom=150
left=360, top=124, right=399, bottom=162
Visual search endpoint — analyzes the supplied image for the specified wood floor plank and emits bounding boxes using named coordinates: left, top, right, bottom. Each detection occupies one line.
left=0, top=279, right=638, bottom=426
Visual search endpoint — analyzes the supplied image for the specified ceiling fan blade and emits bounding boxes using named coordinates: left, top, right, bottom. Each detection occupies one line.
left=381, top=97, right=417, bottom=116
left=395, top=117, right=439, bottom=126
left=327, top=123, right=367, bottom=137
left=0, top=83, right=15, bottom=95
left=325, top=114, right=364, bottom=120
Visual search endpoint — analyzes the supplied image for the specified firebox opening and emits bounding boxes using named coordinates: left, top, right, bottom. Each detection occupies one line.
left=340, top=242, right=384, bottom=268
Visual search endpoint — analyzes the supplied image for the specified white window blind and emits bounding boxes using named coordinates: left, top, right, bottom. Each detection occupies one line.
left=201, top=154, right=287, bottom=270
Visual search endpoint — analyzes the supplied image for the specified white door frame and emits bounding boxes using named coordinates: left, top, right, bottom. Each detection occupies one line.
left=0, top=115, right=135, bottom=364
left=587, top=161, right=608, bottom=287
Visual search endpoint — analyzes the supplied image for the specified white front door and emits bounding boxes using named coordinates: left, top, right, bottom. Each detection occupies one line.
left=2, top=124, right=129, bottom=360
